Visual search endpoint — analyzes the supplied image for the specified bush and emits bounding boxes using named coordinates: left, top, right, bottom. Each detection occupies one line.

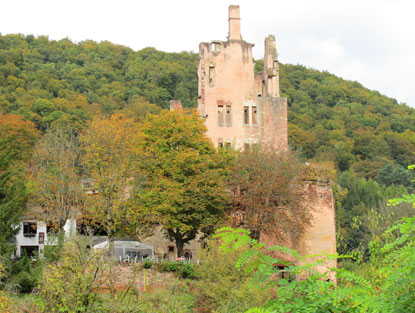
left=179, top=263, right=197, bottom=279
left=160, top=260, right=179, bottom=272
left=9, top=252, right=40, bottom=293
left=9, top=271, right=38, bottom=293
left=39, top=237, right=106, bottom=312
left=0, top=290, right=11, bottom=313
left=142, top=259, right=153, bottom=269
left=193, top=238, right=270, bottom=313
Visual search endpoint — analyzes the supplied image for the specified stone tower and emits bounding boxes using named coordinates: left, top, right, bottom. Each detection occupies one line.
left=197, top=5, right=288, bottom=151
left=197, top=5, right=337, bottom=279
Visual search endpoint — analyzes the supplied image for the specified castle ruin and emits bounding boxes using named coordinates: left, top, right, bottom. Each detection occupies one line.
left=196, top=5, right=337, bottom=277
left=197, top=5, right=287, bottom=151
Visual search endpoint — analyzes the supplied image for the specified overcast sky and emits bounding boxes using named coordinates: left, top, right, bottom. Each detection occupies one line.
left=1, top=0, right=414, bottom=107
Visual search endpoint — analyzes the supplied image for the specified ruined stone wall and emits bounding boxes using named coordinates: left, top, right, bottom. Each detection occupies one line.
left=259, top=97, right=288, bottom=150
left=170, top=5, right=337, bottom=275
left=298, top=182, right=337, bottom=280
left=198, top=39, right=256, bottom=149
left=197, top=6, right=288, bottom=152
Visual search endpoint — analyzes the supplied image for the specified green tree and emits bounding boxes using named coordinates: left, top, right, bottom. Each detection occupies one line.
left=376, top=163, right=413, bottom=191
left=133, top=109, right=230, bottom=257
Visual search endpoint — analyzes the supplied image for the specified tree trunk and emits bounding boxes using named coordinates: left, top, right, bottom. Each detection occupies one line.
left=176, top=237, right=184, bottom=258
left=108, top=235, right=115, bottom=257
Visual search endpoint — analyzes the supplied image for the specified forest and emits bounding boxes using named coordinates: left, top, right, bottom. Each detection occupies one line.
left=1, top=34, right=415, bottom=312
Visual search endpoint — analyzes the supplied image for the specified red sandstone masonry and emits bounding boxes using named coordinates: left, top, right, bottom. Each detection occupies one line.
left=196, top=5, right=337, bottom=277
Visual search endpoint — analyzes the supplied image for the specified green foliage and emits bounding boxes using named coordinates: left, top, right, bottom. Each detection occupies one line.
left=0, top=115, right=38, bottom=282
left=158, top=261, right=197, bottom=279
left=9, top=270, right=38, bottom=293
left=42, top=233, right=64, bottom=262
left=336, top=169, right=410, bottom=255
left=0, top=34, right=198, bottom=131
left=159, top=260, right=179, bottom=272
left=281, top=64, right=415, bottom=174
left=133, top=109, right=232, bottom=256
left=179, top=263, right=197, bottom=279
left=38, top=237, right=106, bottom=312
left=376, top=163, right=413, bottom=191
left=7, top=251, right=41, bottom=293
left=142, top=259, right=153, bottom=269
left=213, top=201, right=415, bottom=313
left=193, top=236, right=269, bottom=313
left=134, top=280, right=195, bottom=313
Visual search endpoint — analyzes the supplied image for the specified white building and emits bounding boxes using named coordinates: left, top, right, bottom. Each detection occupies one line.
left=14, top=219, right=76, bottom=258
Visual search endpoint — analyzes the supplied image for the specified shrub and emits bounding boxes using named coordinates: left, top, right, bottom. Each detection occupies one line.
left=9, top=271, right=37, bottom=293
left=38, top=237, right=106, bottom=312
left=142, top=259, right=153, bottom=269
left=179, top=263, right=197, bottom=279
left=43, top=234, right=64, bottom=262
left=9, top=252, right=40, bottom=293
left=0, top=290, right=11, bottom=313
left=160, top=260, right=179, bottom=272
left=193, top=237, right=270, bottom=313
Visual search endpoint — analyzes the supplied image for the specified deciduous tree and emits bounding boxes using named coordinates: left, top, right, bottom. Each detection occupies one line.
left=0, top=115, right=38, bottom=257
left=133, top=110, right=230, bottom=257
left=28, top=127, right=83, bottom=231
left=80, top=114, right=139, bottom=249
left=229, top=148, right=310, bottom=242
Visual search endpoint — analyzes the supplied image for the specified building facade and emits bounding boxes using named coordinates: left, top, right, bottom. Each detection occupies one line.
left=14, top=219, right=76, bottom=258
left=197, top=5, right=287, bottom=151
left=196, top=5, right=337, bottom=277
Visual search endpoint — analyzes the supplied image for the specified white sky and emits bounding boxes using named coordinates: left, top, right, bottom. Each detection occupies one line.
left=1, top=0, right=415, bottom=107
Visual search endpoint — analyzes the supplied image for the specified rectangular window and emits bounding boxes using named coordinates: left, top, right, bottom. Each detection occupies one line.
left=209, top=65, right=215, bottom=85
left=252, top=106, right=257, bottom=125
left=218, top=138, right=223, bottom=148
left=218, top=105, right=224, bottom=125
left=225, top=142, right=231, bottom=149
left=47, top=224, right=58, bottom=234
left=243, top=106, right=249, bottom=125
left=23, top=222, right=37, bottom=237
left=244, top=143, right=250, bottom=151
left=226, top=105, right=232, bottom=125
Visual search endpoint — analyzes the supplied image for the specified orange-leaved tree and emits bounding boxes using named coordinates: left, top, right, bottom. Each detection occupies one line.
left=80, top=114, right=140, bottom=250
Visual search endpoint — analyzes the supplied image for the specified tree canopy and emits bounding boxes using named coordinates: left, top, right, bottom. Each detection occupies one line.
left=132, top=110, right=231, bottom=256
left=1, top=33, right=415, bottom=257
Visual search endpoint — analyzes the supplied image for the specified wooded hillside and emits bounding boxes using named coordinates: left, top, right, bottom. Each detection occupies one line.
left=1, top=34, right=415, bottom=255
left=1, top=34, right=414, bottom=175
